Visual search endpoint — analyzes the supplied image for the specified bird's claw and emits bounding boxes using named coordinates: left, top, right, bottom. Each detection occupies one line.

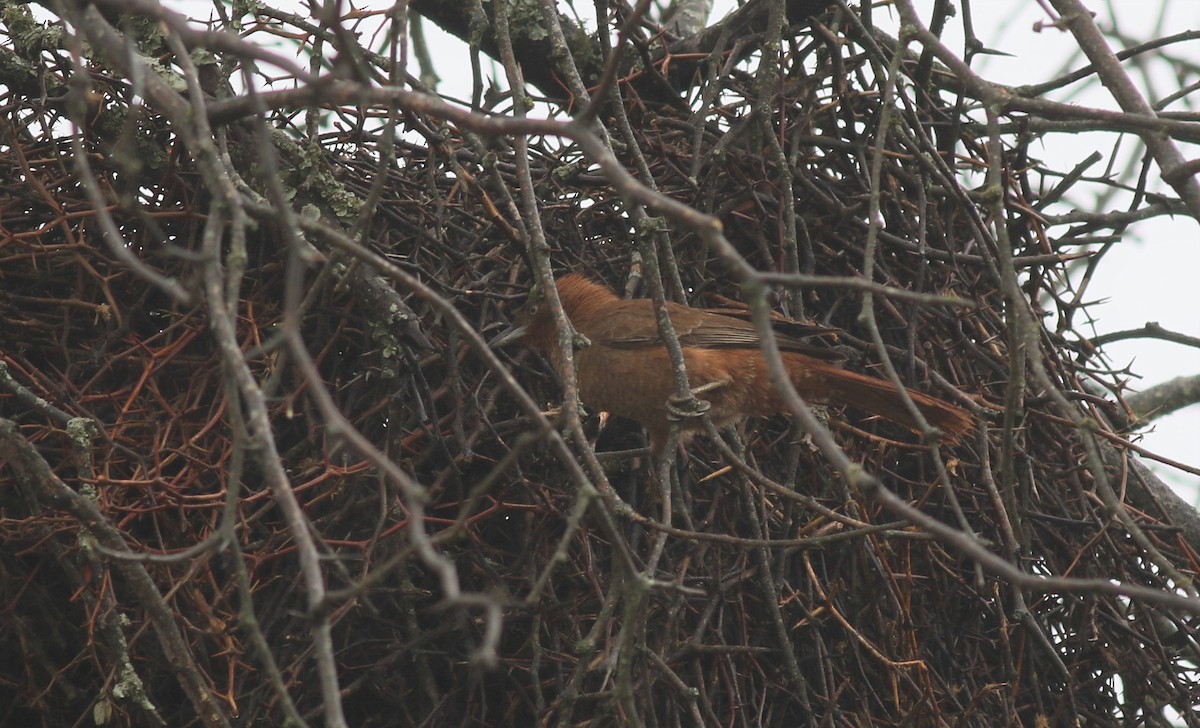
left=666, top=394, right=711, bottom=421
left=664, top=378, right=728, bottom=421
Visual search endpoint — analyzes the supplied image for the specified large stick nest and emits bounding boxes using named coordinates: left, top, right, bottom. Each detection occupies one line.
left=1, top=3, right=1197, bottom=726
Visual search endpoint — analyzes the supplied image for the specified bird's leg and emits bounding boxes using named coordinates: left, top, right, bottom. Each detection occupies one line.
left=665, top=378, right=731, bottom=420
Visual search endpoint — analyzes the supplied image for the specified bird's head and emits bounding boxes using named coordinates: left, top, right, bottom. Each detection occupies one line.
left=489, top=274, right=614, bottom=352
left=489, top=278, right=551, bottom=350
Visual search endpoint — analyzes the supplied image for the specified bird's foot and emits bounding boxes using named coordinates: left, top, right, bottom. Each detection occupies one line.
left=666, top=395, right=710, bottom=421
left=665, top=379, right=729, bottom=421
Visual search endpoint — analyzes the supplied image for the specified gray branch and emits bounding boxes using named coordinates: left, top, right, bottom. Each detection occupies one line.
left=409, top=0, right=834, bottom=104
left=1127, top=374, right=1200, bottom=423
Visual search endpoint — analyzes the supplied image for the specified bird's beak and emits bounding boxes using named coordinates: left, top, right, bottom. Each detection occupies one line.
left=489, top=323, right=527, bottom=348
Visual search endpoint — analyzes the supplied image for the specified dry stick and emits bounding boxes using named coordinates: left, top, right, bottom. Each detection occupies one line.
left=245, top=80, right=491, bottom=689
left=491, top=0, right=604, bottom=536
left=235, top=193, right=630, bottom=588
left=858, top=23, right=973, bottom=541
left=861, top=475, right=1200, bottom=615
left=33, top=7, right=293, bottom=717
left=524, top=3, right=657, bottom=724
left=836, top=0, right=1005, bottom=331
left=1091, top=322, right=1200, bottom=350
left=863, top=15, right=1200, bottom=147
left=735, top=0, right=815, bottom=712
left=487, top=17, right=710, bottom=719
left=574, top=0, right=654, bottom=126
left=1019, top=28, right=1200, bottom=99
left=757, top=271, right=975, bottom=307
left=202, top=197, right=350, bottom=727
left=989, top=119, right=1199, bottom=602
left=499, top=0, right=650, bottom=592
left=221, top=402, right=308, bottom=727
left=587, top=0, right=693, bottom=574
left=1046, top=0, right=1200, bottom=218
left=83, top=29, right=225, bottom=495
left=0, top=405, right=171, bottom=726
left=489, top=0, right=645, bottom=590
left=982, top=397, right=1078, bottom=702
left=852, top=18, right=1003, bottom=683
left=170, top=16, right=350, bottom=720
left=890, top=0, right=1200, bottom=612
left=974, top=423, right=1073, bottom=687
left=60, top=39, right=191, bottom=305
left=1125, top=374, right=1200, bottom=423
left=980, top=100, right=1200, bottom=599
left=87, top=0, right=314, bottom=81
left=55, top=5, right=322, bottom=724
left=885, top=0, right=1200, bottom=221
left=0, top=419, right=231, bottom=728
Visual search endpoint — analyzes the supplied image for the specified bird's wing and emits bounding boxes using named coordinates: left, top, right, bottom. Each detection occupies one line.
left=602, top=303, right=846, bottom=362
left=697, top=307, right=840, bottom=341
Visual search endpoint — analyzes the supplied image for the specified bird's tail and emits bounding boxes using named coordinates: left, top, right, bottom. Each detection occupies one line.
left=793, top=357, right=972, bottom=440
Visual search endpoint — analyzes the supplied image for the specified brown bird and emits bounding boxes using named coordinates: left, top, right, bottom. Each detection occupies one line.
left=498, top=274, right=971, bottom=454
